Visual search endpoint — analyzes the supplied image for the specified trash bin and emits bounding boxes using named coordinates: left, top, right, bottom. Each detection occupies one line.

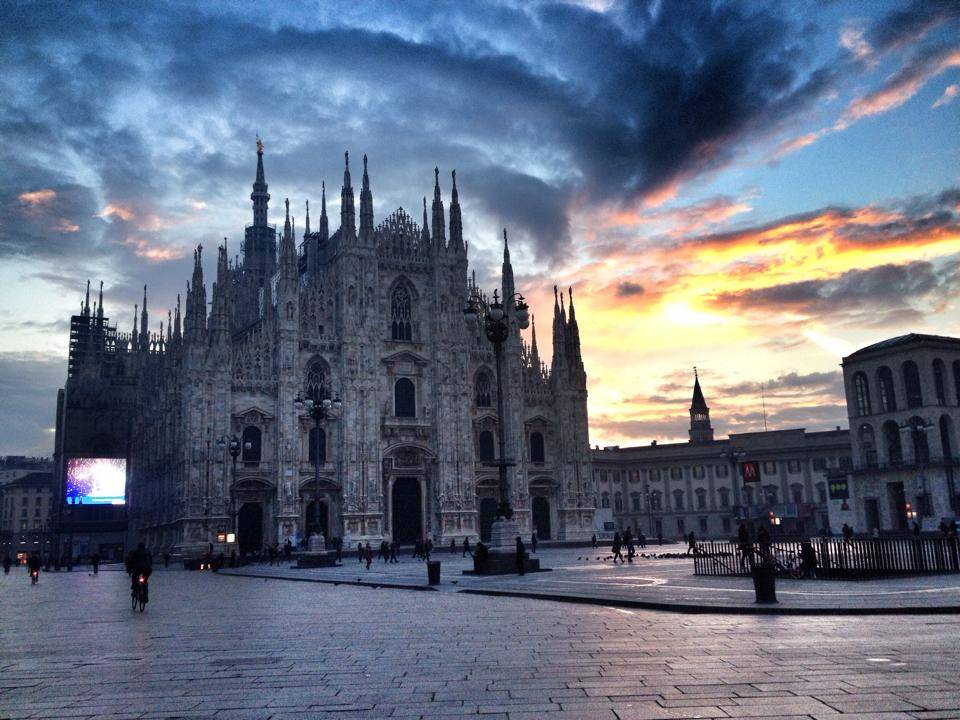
left=751, top=563, right=777, bottom=604
left=427, top=560, right=441, bottom=585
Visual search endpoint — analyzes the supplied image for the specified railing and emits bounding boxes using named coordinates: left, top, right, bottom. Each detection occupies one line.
left=693, top=536, right=960, bottom=580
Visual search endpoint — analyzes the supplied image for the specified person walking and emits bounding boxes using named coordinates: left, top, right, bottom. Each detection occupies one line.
left=462, top=537, right=471, bottom=557
left=365, top=542, right=373, bottom=570
left=91, top=552, right=100, bottom=575
left=163, top=551, right=170, bottom=568
left=515, top=536, right=526, bottom=575
left=737, top=522, right=751, bottom=569
left=424, top=539, right=433, bottom=562
left=531, top=531, right=538, bottom=554
left=389, top=540, right=399, bottom=564
left=449, top=538, right=456, bottom=554
left=591, top=533, right=597, bottom=549
left=358, top=541, right=365, bottom=563
left=612, top=532, right=624, bottom=563
left=639, top=531, right=646, bottom=549
left=686, top=530, right=697, bottom=557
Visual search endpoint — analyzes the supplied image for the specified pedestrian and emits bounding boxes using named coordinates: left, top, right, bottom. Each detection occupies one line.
left=612, top=532, right=624, bottom=563
left=365, top=542, right=373, bottom=570
left=462, top=537, right=471, bottom=557
left=389, top=540, right=399, bottom=563
left=230, top=549, right=237, bottom=568
left=450, top=538, right=456, bottom=554
left=335, top=537, right=343, bottom=563
left=268, top=545, right=276, bottom=566
left=357, top=541, right=364, bottom=563
left=531, top=531, right=538, bottom=554
left=841, top=523, right=853, bottom=544
left=284, top=539, right=293, bottom=559
left=591, top=533, right=597, bottom=549
left=686, top=530, right=697, bottom=557
left=425, top=539, right=433, bottom=561
left=626, top=536, right=635, bottom=563
left=800, top=540, right=817, bottom=578
left=379, top=540, right=388, bottom=562
left=515, top=536, right=526, bottom=575
left=2, top=554, right=10, bottom=574
left=163, top=551, right=170, bottom=568
left=91, top=552, right=100, bottom=575
left=639, top=532, right=646, bottom=549
left=657, top=531, right=663, bottom=546
left=737, top=522, right=751, bottom=568
left=413, top=540, right=422, bottom=560
left=911, top=521, right=921, bottom=536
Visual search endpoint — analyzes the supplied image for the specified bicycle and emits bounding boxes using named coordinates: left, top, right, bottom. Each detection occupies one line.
left=773, top=549, right=803, bottom=579
left=131, top=573, right=149, bottom=612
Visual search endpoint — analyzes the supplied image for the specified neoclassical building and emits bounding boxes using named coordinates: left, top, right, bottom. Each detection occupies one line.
left=57, top=142, right=594, bottom=557
left=593, top=374, right=850, bottom=539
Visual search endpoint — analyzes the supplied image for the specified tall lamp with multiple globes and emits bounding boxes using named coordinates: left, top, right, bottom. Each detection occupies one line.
left=899, top=417, right=935, bottom=527
left=294, top=390, right=342, bottom=542
left=463, top=285, right=529, bottom=548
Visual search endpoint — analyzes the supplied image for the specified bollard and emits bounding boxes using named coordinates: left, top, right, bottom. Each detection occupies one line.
left=751, top=562, right=777, bottom=603
left=427, top=560, right=441, bottom=585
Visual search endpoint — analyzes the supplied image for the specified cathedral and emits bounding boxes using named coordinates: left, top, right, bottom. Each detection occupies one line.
left=56, top=141, right=594, bottom=559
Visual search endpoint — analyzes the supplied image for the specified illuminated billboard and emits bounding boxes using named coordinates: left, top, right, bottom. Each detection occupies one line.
left=66, top=457, right=127, bottom=505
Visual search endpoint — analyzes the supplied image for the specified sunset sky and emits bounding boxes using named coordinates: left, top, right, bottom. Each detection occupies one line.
left=1, top=0, right=958, bottom=456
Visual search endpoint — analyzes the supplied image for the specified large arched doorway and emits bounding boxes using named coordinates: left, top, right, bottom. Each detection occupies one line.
left=391, top=477, right=422, bottom=544
left=304, top=499, right=328, bottom=541
left=532, top=496, right=551, bottom=540
left=479, top=497, right=498, bottom=542
left=237, top=502, right=263, bottom=555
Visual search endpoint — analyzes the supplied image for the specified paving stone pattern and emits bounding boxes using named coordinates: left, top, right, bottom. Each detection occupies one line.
left=2, top=565, right=960, bottom=719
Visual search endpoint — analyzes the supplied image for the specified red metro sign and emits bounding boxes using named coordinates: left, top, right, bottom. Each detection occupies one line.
left=740, top=460, right=760, bottom=483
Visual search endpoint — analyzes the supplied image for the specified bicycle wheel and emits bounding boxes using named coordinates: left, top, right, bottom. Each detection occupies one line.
left=139, top=595, right=146, bottom=612
left=131, top=588, right=138, bottom=611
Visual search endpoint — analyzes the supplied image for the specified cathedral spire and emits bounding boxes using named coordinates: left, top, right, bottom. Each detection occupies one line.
left=340, top=150, right=355, bottom=240
left=304, top=199, right=310, bottom=237
left=551, top=285, right=567, bottom=378
left=501, top=228, right=515, bottom=301
left=431, top=167, right=446, bottom=248
left=173, top=293, right=182, bottom=345
left=448, top=169, right=464, bottom=253
left=210, top=240, right=231, bottom=342
left=131, top=304, right=138, bottom=347
left=96, top=281, right=104, bottom=320
left=319, top=181, right=329, bottom=242
left=250, top=136, right=270, bottom=227
left=283, top=197, right=291, bottom=240
left=83, top=280, right=91, bottom=317
left=529, top=314, right=540, bottom=368
left=140, top=285, right=149, bottom=351
left=185, top=244, right=206, bottom=344
left=688, top=367, right=714, bottom=444
left=359, top=153, right=374, bottom=243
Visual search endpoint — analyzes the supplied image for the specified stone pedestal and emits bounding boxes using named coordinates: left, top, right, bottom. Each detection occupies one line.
left=295, top=550, right=337, bottom=568
left=465, top=518, right=545, bottom=575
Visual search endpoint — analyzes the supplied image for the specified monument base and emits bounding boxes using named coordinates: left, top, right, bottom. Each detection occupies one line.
left=464, top=517, right=547, bottom=575
left=294, top=551, right=338, bottom=568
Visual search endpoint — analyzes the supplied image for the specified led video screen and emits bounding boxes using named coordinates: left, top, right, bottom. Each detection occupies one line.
left=65, top=457, right=127, bottom=505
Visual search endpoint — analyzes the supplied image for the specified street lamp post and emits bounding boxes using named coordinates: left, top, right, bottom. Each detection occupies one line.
left=721, top=447, right=747, bottom=535
left=900, top=417, right=935, bottom=530
left=294, top=389, right=342, bottom=544
left=463, top=288, right=529, bottom=521
left=227, top=435, right=243, bottom=536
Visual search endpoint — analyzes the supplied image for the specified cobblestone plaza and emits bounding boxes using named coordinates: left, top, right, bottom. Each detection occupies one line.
left=3, top=552, right=960, bottom=720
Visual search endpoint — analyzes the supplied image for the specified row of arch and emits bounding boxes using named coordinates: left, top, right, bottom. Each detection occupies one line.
left=853, top=359, right=960, bottom=417
left=857, top=414, right=955, bottom=467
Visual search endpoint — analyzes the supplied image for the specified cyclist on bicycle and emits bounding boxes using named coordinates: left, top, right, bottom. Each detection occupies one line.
left=129, top=542, right=152, bottom=592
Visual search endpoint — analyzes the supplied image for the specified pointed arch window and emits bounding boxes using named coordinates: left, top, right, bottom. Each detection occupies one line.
left=475, top=371, right=492, bottom=407
left=305, top=361, right=327, bottom=403
left=390, top=284, right=412, bottom=341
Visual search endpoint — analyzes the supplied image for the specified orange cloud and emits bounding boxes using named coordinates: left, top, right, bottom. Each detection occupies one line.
left=122, top=236, right=187, bottom=262
left=19, top=189, right=56, bottom=206
left=100, top=203, right=135, bottom=221
left=53, top=219, right=79, bottom=233
left=932, top=83, right=959, bottom=108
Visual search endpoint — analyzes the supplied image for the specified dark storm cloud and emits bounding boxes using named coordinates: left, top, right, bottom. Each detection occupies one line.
left=866, top=0, right=960, bottom=52
left=718, top=371, right=843, bottom=398
left=709, top=259, right=960, bottom=328
left=0, top=0, right=859, bottom=269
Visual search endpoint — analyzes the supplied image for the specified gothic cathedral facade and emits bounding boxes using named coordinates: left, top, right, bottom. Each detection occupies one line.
left=111, top=143, right=594, bottom=556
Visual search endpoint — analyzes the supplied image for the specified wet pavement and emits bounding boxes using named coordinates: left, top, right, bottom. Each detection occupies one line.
left=2, top=561, right=960, bottom=719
